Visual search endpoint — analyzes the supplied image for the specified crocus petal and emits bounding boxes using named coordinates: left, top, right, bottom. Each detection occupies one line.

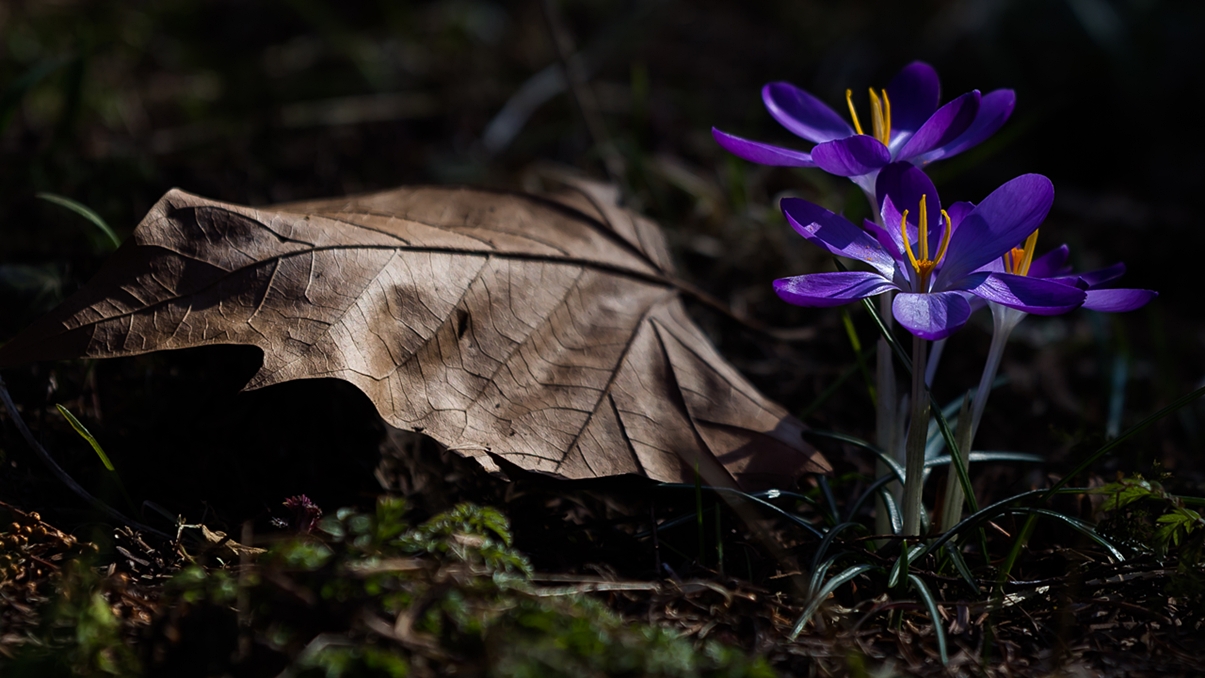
left=1079, top=262, right=1126, bottom=288
left=878, top=195, right=909, bottom=257
left=774, top=271, right=897, bottom=308
left=863, top=218, right=901, bottom=259
left=876, top=162, right=942, bottom=252
left=946, top=201, right=975, bottom=230
left=1083, top=288, right=1156, bottom=312
left=956, top=272, right=1085, bottom=315
left=1027, top=245, right=1072, bottom=279
left=762, top=82, right=855, bottom=143
left=969, top=257, right=1005, bottom=275
left=892, top=291, right=973, bottom=340
left=914, top=89, right=1016, bottom=164
left=781, top=199, right=896, bottom=276
left=712, top=128, right=816, bottom=167
left=811, top=136, right=891, bottom=176
left=934, top=174, right=1055, bottom=286
left=897, top=91, right=981, bottom=160
left=886, top=61, right=941, bottom=134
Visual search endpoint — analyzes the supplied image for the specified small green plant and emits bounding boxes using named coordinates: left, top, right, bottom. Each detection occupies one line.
left=1094, top=476, right=1205, bottom=560
left=5, top=561, right=141, bottom=677
left=151, top=499, right=772, bottom=677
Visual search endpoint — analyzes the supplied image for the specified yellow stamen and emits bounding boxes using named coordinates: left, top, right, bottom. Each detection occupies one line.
left=867, top=88, right=892, bottom=147
left=900, top=199, right=954, bottom=289
left=869, top=88, right=883, bottom=144
left=847, top=88, right=892, bottom=145
left=845, top=89, right=865, bottom=136
left=900, top=208, right=920, bottom=271
left=882, top=90, right=891, bottom=144
left=1019, top=229, right=1039, bottom=276
left=1002, top=230, right=1040, bottom=276
left=933, top=209, right=953, bottom=266
left=918, top=194, right=930, bottom=261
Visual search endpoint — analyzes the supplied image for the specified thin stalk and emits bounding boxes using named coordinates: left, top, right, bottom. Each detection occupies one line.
left=862, top=186, right=899, bottom=541
left=538, top=0, right=624, bottom=184
left=901, top=335, right=929, bottom=536
left=0, top=375, right=169, bottom=540
left=970, top=307, right=1020, bottom=436
left=941, top=306, right=1021, bottom=530
left=874, top=295, right=898, bottom=539
left=925, top=338, right=946, bottom=388
left=994, top=513, right=1038, bottom=598
left=939, top=395, right=974, bottom=532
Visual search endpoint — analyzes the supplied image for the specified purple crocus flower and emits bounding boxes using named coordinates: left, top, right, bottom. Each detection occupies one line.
left=773, top=164, right=1085, bottom=340
left=713, top=62, right=1015, bottom=194
left=985, top=240, right=1156, bottom=312
left=935, top=230, right=1156, bottom=531
left=946, top=231, right=1155, bottom=432
left=924, top=238, right=1156, bottom=387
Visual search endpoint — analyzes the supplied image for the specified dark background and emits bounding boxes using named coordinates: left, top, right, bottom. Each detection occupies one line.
left=0, top=0, right=1201, bottom=523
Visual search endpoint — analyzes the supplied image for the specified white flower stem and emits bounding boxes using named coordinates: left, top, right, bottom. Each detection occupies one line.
left=939, top=304, right=1025, bottom=531
left=869, top=189, right=900, bottom=538
left=901, top=334, right=930, bottom=537
left=925, top=338, right=946, bottom=388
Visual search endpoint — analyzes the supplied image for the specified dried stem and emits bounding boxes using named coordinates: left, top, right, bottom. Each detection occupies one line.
left=538, top=0, right=625, bottom=185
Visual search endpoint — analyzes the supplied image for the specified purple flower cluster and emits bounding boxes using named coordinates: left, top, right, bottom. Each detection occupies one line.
left=715, top=62, right=1155, bottom=338
left=713, top=62, right=1014, bottom=191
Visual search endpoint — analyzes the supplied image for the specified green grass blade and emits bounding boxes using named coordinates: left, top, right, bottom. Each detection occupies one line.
left=807, top=553, right=838, bottom=599
left=887, top=543, right=909, bottom=589
left=995, top=513, right=1038, bottom=594
left=811, top=521, right=862, bottom=574
left=926, top=451, right=1045, bottom=468
left=1008, top=507, right=1125, bottom=562
left=919, top=487, right=1094, bottom=561
left=989, top=385, right=1205, bottom=592
left=36, top=192, right=122, bottom=250
left=908, top=574, right=949, bottom=665
left=931, top=398, right=977, bottom=514
left=926, top=376, right=1008, bottom=456
left=945, top=543, right=978, bottom=594
left=841, top=307, right=876, bottom=406
left=790, top=563, right=876, bottom=640
left=806, top=429, right=905, bottom=483
left=878, top=487, right=902, bottom=535
left=817, top=475, right=840, bottom=525
left=859, top=294, right=911, bottom=369
left=654, top=484, right=825, bottom=539
left=56, top=404, right=115, bottom=471
left=846, top=472, right=895, bottom=523
left=752, top=488, right=824, bottom=510
left=918, top=488, right=1049, bottom=559
left=1043, top=382, right=1205, bottom=500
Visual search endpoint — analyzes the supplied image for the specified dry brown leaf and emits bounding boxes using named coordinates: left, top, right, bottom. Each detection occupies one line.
left=0, top=181, right=827, bottom=489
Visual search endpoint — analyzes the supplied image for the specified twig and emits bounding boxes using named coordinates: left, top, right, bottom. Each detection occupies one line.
left=538, top=0, right=625, bottom=185
left=673, top=277, right=817, bottom=341
left=482, top=0, right=669, bottom=155
left=0, top=374, right=170, bottom=540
